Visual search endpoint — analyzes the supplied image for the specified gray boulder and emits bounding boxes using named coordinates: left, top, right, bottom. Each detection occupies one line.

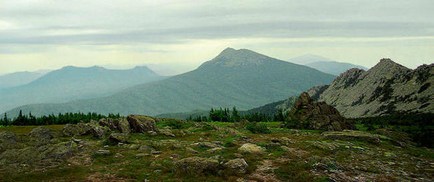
left=238, top=143, right=265, bottom=154
left=117, top=118, right=131, bottom=133
left=29, top=126, right=54, bottom=146
left=62, top=123, right=92, bottom=137
left=223, top=158, right=249, bottom=174
left=108, top=133, right=129, bottom=143
left=0, top=131, right=23, bottom=152
left=173, top=157, right=219, bottom=175
left=126, top=115, right=159, bottom=133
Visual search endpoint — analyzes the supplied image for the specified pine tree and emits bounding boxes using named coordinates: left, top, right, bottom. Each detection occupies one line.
left=3, top=113, right=8, bottom=125
left=231, top=106, right=240, bottom=122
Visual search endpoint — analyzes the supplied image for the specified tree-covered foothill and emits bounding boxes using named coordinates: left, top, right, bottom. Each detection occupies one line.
left=0, top=110, right=121, bottom=126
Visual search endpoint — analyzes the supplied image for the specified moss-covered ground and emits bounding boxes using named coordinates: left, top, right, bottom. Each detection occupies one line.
left=0, top=121, right=433, bottom=182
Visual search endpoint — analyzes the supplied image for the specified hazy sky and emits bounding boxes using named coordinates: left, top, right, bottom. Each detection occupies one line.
left=1, top=0, right=433, bottom=75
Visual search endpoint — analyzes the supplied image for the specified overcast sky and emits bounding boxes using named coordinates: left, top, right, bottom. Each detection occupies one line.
left=1, top=0, right=433, bottom=75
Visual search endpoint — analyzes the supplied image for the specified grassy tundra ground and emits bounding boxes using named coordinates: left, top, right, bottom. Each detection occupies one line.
left=0, top=121, right=433, bottom=182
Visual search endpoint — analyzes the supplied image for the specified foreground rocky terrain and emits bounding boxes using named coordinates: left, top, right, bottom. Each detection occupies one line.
left=0, top=115, right=432, bottom=181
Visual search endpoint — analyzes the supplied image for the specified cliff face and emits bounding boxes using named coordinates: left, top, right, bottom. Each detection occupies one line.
left=308, top=59, right=433, bottom=118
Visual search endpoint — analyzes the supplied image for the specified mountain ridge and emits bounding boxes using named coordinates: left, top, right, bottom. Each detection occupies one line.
left=5, top=48, right=335, bottom=118
left=307, top=58, right=433, bottom=117
left=0, top=66, right=166, bottom=113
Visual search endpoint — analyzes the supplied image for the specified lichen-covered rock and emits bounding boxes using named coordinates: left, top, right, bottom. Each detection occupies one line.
left=0, top=141, right=78, bottom=164
left=126, top=115, right=159, bottom=133
left=98, top=118, right=118, bottom=130
left=173, top=157, right=219, bottom=175
left=159, top=128, right=175, bottom=137
left=0, top=131, right=23, bottom=152
left=287, top=92, right=356, bottom=131
left=137, top=145, right=155, bottom=153
left=223, top=158, right=249, bottom=174
left=238, top=143, right=265, bottom=154
left=29, top=126, right=54, bottom=146
left=108, top=133, right=129, bottom=143
left=62, top=123, right=92, bottom=137
left=194, top=142, right=222, bottom=149
left=117, top=118, right=131, bottom=133
left=89, top=121, right=111, bottom=139
left=205, top=147, right=223, bottom=154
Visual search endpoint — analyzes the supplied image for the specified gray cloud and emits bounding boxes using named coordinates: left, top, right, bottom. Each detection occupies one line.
left=1, top=0, right=433, bottom=45
left=1, top=21, right=432, bottom=45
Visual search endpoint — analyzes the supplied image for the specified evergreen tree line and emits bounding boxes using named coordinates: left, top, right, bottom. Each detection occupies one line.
left=188, top=107, right=288, bottom=122
left=0, top=110, right=121, bottom=126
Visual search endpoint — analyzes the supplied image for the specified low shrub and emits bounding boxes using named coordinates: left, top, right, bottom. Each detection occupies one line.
left=246, top=122, right=271, bottom=134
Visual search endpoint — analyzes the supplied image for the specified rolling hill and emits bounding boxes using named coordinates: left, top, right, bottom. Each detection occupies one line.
left=0, top=71, right=45, bottom=89
left=288, top=54, right=368, bottom=75
left=305, top=61, right=368, bottom=76
left=5, top=48, right=335, bottom=117
left=0, top=66, right=166, bottom=113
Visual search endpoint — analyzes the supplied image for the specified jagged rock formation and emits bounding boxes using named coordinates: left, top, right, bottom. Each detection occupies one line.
left=308, top=59, right=433, bottom=117
left=287, top=92, right=356, bottom=131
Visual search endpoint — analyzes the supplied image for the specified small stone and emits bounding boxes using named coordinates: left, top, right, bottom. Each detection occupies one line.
left=186, top=147, right=199, bottom=154
left=96, top=150, right=110, bottom=155
left=205, top=147, right=223, bottom=153
left=148, top=131, right=158, bottom=136
left=234, top=153, right=243, bottom=158
left=135, top=153, right=150, bottom=157
left=151, top=150, right=162, bottom=155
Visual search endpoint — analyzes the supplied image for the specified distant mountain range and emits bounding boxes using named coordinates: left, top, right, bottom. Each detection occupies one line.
left=5, top=48, right=335, bottom=117
left=288, top=54, right=368, bottom=75
left=308, top=59, right=433, bottom=118
left=0, top=71, right=45, bottom=89
left=0, top=66, right=166, bottom=113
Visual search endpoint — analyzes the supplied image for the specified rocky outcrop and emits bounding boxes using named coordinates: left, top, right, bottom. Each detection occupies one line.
left=62, top=123, right=92, bottom=137
left=108, top=133, right=129, bottom=143
left=0, top=131, right=23, bottom=152
left=29, top=126, right=55, bottom=146
left=61, top=115, right=158, bottom=138
left=117, top=118, right=131, bottom=133
left=0, top=141, right=78, bottom=164
left=287, top=92, right=356, bottom=131
left=173, top=157, right=219, bottom=175
left=126, top=115, right=158, bottom=133
left=89, top=120, right=110, bottom=139
left=308, top=59, right=434, bottom=117
left=98, top=118, right=118, bottom=131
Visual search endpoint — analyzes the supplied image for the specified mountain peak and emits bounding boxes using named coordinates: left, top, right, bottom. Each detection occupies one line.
left=200, top=48, right=277, bottom=68
left=368, top=58, right=411, bottom=79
